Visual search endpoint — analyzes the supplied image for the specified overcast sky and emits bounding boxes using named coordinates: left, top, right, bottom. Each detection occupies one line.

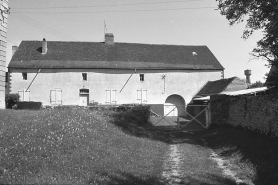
left=6, top=0, right=269, bottom=83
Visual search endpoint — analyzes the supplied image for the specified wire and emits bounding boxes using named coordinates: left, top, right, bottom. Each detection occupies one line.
left=11, top=6, right=216, bottom=14
left=7, top=39, right=18, bottom=45
left=12, top=14, right=74, bottom=40
left=12, top=0, right=204, bottom=10
left=10, top=12, right=77, bottom=41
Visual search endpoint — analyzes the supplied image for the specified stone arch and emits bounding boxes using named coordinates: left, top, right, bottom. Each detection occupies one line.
left=164, top=94, right=186, bottom=116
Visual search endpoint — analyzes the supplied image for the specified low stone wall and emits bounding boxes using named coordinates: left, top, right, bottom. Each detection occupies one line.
left=210, top=94, right=278, bottom=136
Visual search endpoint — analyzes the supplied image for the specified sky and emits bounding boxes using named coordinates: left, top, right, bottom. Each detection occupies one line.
left=6, top=0, right=270, bottom=83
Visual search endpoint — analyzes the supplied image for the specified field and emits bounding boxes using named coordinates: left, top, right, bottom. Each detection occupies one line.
left=0, top=108, right=167, bottom=184
left=1, top=107, right=278, bottom=185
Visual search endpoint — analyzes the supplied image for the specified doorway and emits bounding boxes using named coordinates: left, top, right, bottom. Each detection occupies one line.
left=164, top=94, right=186, bottom=116
left=79, top=88, right=89, bottom=106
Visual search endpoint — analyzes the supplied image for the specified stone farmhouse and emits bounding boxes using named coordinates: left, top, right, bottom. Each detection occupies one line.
left=8, top=33, right=224, bottom=115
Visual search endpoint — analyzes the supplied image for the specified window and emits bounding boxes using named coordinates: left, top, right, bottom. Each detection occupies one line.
left=50, top=89, right=62, bottom=105
left=18, top=89, right=30, bottom=101
left=22, top=73, right=27, bottom=80
left=139, top=74, right=144, bottom=81
left=137, top=89, right=147, bottom=103
left=105, top=89, right=117, bottom=104
left=82, top=73, right=87, bottom=81
left=80, top=88, right=89, bottom=94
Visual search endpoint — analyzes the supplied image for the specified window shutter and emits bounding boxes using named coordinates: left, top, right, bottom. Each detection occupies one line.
left=137, top=90, right=142, bottom=101
left=18, top=90, right=30, bottom=101
left=111, top=90, right=116, bottom=103
left=50, top=90, right=56, bottom=104
left=106, top=90, right=111, bottom=103
left=142, top=89, right=147, bottom=103
left=24, top=90, right=30, bottom=101
left=18, top=90, right=24, bottom=101
left=56, top=90, right=62, bottom=104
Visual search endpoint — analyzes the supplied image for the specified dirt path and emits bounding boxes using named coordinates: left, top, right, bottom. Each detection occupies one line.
left=159, top=142, right=250, bottom=185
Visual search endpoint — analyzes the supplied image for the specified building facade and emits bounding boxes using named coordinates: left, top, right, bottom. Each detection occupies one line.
left=0, top=0, right=8, bottom=109
left=8, top=34, right=224, bottom=114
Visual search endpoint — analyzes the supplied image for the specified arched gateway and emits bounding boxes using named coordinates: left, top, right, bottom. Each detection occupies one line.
left=164, top=94, right=186, bottom=116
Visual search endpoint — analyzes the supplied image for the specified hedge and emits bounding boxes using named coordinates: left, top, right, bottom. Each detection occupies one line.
left=16, top=101, right=42, bottom=110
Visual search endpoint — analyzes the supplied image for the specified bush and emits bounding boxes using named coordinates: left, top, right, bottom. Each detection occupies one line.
left=17, top=101, right=42, bottom=110
left=5, top=93, right=20, bottom=109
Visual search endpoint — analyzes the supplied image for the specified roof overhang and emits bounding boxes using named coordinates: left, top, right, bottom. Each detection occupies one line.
left=194, top=87, right=269, bottom=101
left=8, top=60, right=224, bottom=70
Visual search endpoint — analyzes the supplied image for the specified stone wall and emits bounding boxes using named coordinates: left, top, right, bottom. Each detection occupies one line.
left=210, top=94, right=278, bottom=136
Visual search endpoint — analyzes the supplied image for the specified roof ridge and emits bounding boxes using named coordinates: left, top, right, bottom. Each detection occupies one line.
left=20, top=40, right=208, bottom=47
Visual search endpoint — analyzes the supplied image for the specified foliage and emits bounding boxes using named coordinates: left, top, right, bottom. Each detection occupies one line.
left=216, top=0, right=278, bottom=87
left=265, top=65, right=278, bottom=89
left=88, top=101, right=99, bottom=106
left=211, top=94, right=278, bottom=137
left=249, top=80, right=264, bottom=89
left=16, top=102, right=42, bottom=110
left=5, top=93, right=20, bottom=109
left=217, top=0, right=278, bottom=60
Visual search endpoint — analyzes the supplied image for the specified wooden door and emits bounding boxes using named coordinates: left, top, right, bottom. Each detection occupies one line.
left=79, top=94, right=88, bottom=106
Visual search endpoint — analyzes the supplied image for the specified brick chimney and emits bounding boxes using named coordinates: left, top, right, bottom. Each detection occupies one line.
left=42, top=38, right=47, bottom=54
left=244, top=69, right=251, bottom=84
left=105, top=33, right=114, bottom=45
left=12, top=46, right=18, bottom=56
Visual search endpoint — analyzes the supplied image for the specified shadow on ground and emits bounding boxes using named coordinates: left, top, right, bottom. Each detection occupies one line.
left=111, top=111, right=278, bottom=185
left=89, top=171, right=238, bottom=185
left=202, top=126, right=278, bottom=185
left=111, top=111, right=206, bottom=145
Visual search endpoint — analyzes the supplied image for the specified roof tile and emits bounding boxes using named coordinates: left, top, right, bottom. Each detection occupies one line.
left=9, top=41, right=224, bottom=70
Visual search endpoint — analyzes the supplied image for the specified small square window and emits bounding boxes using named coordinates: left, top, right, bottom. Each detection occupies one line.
left=22, top=73, right=27, bottom=80
left=82, top=73, right=87, bottom=81
left=140, top=74, right=144, bottom=81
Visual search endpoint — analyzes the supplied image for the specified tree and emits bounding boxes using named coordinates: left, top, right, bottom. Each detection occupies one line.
left=216, top=0, right=278, bottom=87
left=5, top=93, right=20, bottom=109
left=249, top=80, right=264, bottom=89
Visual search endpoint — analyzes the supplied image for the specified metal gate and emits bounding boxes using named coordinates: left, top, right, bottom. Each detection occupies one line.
left=150, top=104, right=210, bottom=129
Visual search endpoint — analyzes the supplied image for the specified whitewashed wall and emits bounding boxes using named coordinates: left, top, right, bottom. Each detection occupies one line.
left=9, top=68, right=222, bottom=106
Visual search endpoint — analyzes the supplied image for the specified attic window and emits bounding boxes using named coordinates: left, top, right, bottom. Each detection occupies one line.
left=82, top=73, right=87, bottom=81
left=22, top=73, right=27, bottom=80
left=140, top=74, right=144, bottom=81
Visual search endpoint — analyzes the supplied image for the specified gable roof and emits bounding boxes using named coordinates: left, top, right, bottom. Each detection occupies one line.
left=196, top=77, right=247, bottom=96
left=8, top=40, right=224, bottom=70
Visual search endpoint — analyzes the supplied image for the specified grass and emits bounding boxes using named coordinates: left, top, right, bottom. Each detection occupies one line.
left=1, top=107, right=278, bottom=185
left=0, top=108, right=167, bottom=184
left=200, top=125, right=278, bottom=185
left=109, top=110, right=278, bottom=185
